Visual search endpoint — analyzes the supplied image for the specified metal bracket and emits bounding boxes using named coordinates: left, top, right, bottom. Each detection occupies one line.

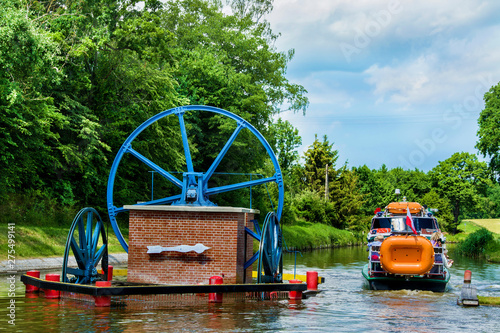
left=147, top=244, right=210, bottom=254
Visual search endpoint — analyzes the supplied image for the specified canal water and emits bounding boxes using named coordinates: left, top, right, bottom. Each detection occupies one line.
left=1, top=245, right=499, bottom=332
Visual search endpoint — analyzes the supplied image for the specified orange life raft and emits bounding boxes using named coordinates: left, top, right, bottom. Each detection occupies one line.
left=379, top=235, right=434, bottom=275
left=386, top=202, right=422, bottom=215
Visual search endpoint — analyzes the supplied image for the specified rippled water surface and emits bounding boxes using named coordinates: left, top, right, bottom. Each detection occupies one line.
left=1, top=245, right=499, bottom=332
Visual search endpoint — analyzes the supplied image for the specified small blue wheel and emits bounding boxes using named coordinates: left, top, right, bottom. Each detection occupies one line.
left=107, top=105, right=284, bottom=252
left=244, top=212, right=283, bottom=283
left=62, top=208, right=108, bottom=284
left=257, top=212, right=283, bottom=283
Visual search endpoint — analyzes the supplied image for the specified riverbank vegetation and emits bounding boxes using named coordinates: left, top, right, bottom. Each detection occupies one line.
left=0, top=224, right=127, bottom=260
left=478, top=296, right=500, bottom=306
left=282, top=222, right=363, bottom=250
left=2, top=0, right=500, bottom=255
left=450, top=220, right=500, bottom=262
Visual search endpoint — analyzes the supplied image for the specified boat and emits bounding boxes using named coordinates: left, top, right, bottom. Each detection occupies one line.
left=362, top=198, right=451, bottom=292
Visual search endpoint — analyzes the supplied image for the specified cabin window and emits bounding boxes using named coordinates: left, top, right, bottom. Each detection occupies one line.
left=414, top=218, right=438, bottom=230
left=371, top=218, right=392, bottom=229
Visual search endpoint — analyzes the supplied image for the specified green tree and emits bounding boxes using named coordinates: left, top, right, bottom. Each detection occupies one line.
left=303, top=134, right=338, bottom=195
left=429, top=152, right=490, bottom=233
left=0, top=5, right=63, bottom=199
left=476, top=81, right=500, bottom=179
left=353, top=165, right=385, bottom=215
left=420, top=190, right=453, bottom=232
left=484, top=183, right=500, bottom=218
left=32, top=0, right=184, bottom=207
left=269, top=118, right=302, bottom=173
left=331, top=168, right=365, bottom=230
left=226, top=0, right=274, bottom=22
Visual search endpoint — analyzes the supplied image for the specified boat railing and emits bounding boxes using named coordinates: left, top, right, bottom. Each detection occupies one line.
left=368, top=246, right=385, bottom=274
left=425, top=246, right=446, bottom=276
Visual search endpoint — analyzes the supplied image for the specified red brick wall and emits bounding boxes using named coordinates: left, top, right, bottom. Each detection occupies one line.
left=127, top=208, right=255, bottom=285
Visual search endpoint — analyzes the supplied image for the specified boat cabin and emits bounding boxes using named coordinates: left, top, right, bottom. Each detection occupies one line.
left=367, top=201, right=440, bottom=242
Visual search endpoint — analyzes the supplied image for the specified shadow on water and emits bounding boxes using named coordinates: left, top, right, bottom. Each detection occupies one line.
left=1, top=245, right=499, bottom=332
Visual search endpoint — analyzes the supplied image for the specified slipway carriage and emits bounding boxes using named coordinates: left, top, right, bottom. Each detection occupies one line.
left=22, top=105, right=322, bottom=306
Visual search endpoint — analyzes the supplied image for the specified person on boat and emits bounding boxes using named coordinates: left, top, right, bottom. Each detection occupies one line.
left=367, top=234, right=384, bottom=259
left=431, top=232, right=440, bottom=246
left=431, top=232, right=453, bottom=267
left=367, top=235, right=384, bottom=251
left=367, top=235, right=384, bottom=274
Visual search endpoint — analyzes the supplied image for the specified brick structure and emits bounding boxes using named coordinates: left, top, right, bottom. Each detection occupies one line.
left=124, top=205, right=258, bottom=285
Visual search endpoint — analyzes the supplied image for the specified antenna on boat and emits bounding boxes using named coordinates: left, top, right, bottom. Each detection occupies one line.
left=395, top=188, right=400, bottom=201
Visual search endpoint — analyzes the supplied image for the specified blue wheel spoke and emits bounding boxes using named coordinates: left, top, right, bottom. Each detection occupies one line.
left=66, top=267, right=85, bottom=276
left=122, top=194, right=183, bottom=211
left=206, top=176, right=277, bottom=196
left=205, top=123, right=244, bottom=183
left=244, top=251, right=259, bottom=269
left=78, top=216, right=86, bottom=260
left=86, top=211, right=93, bottom=261
left=177, top=111, right=195, bottom=175
left=91, top=222, right=100, bottom=258
left=245, top=227, right=261, bottom=241
left=126, top=146, right=182, bottom=188
left=70, top=237, right=85, bottom=269
left=93, top=244, right=107, bottom=267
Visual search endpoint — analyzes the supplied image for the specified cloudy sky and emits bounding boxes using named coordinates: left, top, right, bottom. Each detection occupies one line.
left=265, top=0, right=500, bottom=171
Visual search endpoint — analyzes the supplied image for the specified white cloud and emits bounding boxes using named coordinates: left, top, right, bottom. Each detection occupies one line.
left=363, top=27, right=500, bottom=106
left=268, top=0, right=500, bottom=61
left=364, top=55, right=435, bottom=104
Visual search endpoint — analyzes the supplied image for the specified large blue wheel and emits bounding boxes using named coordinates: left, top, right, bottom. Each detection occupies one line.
left=107, top=105, right=284, bottom=252
left=62, top=208, right=108, bottom=284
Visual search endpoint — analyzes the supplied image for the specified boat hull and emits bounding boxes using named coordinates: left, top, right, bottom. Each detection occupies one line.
left=362, top=264, right=450, bottom=292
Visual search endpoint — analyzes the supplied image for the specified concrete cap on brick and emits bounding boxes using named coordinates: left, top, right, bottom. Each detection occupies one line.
left=123, top=205, right=259, bottom=214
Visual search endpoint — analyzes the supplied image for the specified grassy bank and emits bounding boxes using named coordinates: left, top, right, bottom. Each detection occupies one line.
left=282, top=222, right=363, bottom=250
left=0, top=225, right=127, bottom=260
left=448, top=219, right=500, bottom=263
left=465, top=219, right=500, bottom=234
left=445, top=220, right=483, bottom=243
left=478, top=296, right=500, bottom=306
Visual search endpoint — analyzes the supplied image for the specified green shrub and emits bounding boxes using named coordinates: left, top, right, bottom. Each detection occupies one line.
left=282, top=222, right=363, bottom=250
left=456, top=228, right=494, bottom=257
left=292, top=190, right=336, bottom=225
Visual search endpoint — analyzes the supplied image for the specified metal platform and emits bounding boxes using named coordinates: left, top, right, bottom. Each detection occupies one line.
left=21, top=274, right=307, bottom=297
